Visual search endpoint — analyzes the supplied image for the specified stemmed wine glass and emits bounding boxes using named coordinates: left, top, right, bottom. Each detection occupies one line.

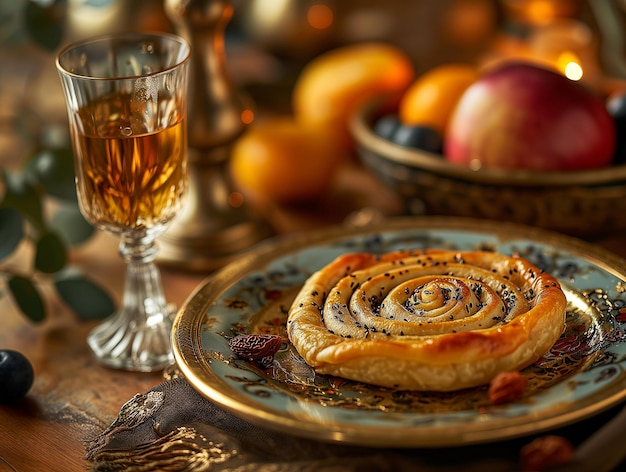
left=56, top=32, right=191, bottom=371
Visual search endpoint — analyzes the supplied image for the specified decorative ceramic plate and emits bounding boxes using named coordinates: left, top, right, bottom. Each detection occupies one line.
left=172, top=217, right=626, bottom=448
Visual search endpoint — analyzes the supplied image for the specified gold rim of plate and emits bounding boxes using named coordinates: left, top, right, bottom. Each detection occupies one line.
left=172, top=216, right=626, bottom=448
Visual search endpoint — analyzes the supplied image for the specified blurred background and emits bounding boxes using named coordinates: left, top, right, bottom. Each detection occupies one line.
left=3, top=0, right=626, bottom=249
left=2, top=0, right=621, bottom=170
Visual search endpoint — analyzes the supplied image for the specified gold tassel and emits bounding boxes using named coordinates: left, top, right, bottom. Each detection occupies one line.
left=89, top=426, right=238, bottom=472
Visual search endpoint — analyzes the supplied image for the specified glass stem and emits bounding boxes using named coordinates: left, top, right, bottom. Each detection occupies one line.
left=119, top=234, right=170, bottom=323
left=86, top=234, right=174, bottom=372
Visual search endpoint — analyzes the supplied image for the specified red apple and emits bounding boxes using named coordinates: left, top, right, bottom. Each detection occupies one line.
left=444, top=62, right=616, bottom=171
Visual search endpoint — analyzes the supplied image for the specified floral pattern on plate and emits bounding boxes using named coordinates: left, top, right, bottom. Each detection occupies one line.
left=173, top=218, right=626, bottom=447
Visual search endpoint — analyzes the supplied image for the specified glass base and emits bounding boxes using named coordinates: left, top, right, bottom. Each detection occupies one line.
left=87, top=304, right=175, bottom=372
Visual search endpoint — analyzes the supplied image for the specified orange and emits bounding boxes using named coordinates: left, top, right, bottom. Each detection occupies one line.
left=293, top=42, right=415, bottom=152
left=230, top=117, right=341, bottom=204
left=398, top=63, right=479, bottom=134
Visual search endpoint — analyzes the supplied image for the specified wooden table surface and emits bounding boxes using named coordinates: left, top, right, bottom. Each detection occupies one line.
left=2, top=164, right=626, bottom=472
left=0, top=165, right=401, bottom=472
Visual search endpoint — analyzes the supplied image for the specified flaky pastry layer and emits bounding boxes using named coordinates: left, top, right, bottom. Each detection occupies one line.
left=286, top=249, right=566, bottom=391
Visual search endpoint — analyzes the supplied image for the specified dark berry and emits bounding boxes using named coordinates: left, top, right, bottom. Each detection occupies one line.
left=229, top=334, right=282, bottom=360
left=373, top=114, right=401, bottom=140
left=0, top=350, right=34, bottom=403
left=607, top=94, right=626, bottom=164
left=392, top=124, right=443, bottom=154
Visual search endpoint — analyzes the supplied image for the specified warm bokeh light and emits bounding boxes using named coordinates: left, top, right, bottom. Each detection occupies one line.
left=250, top=0, right=291, bottom=29
left=525, top=19, right=596, bottom=85
left=558, top=52, right=583, bottom=80
left=67, top=0, right=123, bottom=37
left=307, top=4, right=333, bottom=30
left=241, top=109, right=255, bottom=125
left=526, top=0, right=558, bottom=24
left=504, top=0, right=582, bottom=26
left=443, top=0, right=498, bottom=46
left=228, top=191, right=245, bottom=208
left=563, top=61, right=583, bottom=81
left=469, top=158, right=482, bottom=171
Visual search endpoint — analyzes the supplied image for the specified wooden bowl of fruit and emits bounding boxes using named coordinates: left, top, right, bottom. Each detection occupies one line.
left=350, top=61, right=626, bottom=238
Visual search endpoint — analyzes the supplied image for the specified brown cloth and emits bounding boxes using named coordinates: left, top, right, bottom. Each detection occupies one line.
left=84, top=377, right=626, bottom=472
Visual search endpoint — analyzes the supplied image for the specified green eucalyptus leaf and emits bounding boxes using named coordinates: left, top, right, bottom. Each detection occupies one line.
left=54, top=272, right=116, bottom=320
left=24, top=0, right=65, bottom=51
left=26, top=148, right=77, bottom=202
left=50, top=204, right=94, bottom=246
left=0, top=1, right=28, bottom=46
left=0, top=207, right=24, bottom=260
left=0, top=169, right=45, bottom=232
left=8, top=275, right=46, bottom=323
left=34, top=231, right=67, bottom=273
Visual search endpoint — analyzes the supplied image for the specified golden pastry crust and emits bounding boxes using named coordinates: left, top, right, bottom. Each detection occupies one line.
left=287, top=249, right=567, bottom=391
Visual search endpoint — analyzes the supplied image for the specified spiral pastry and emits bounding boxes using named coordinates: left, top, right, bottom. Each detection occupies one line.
left=287, top=249, right=566, bottom=391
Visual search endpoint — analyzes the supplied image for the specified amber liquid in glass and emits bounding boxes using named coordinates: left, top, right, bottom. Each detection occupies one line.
left=71, top=92, right=187, bottom=235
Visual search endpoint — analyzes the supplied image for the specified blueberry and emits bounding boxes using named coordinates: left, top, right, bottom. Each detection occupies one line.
left=0, top=350, right=34, bottom=403
left=607, top=94, right=626, bottom=164
left=607, top=93, right=626, bottom=117
left=373, top=114, right=401, bottom=140
left=392, top=124, right=443, bottom=154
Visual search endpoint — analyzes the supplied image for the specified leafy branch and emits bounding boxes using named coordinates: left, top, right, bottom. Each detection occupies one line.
left=1, top=0, right=65, bottom=51
left=0, top=0, right=115, bottom=323
left=0, top=146, right=116, bottom=323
